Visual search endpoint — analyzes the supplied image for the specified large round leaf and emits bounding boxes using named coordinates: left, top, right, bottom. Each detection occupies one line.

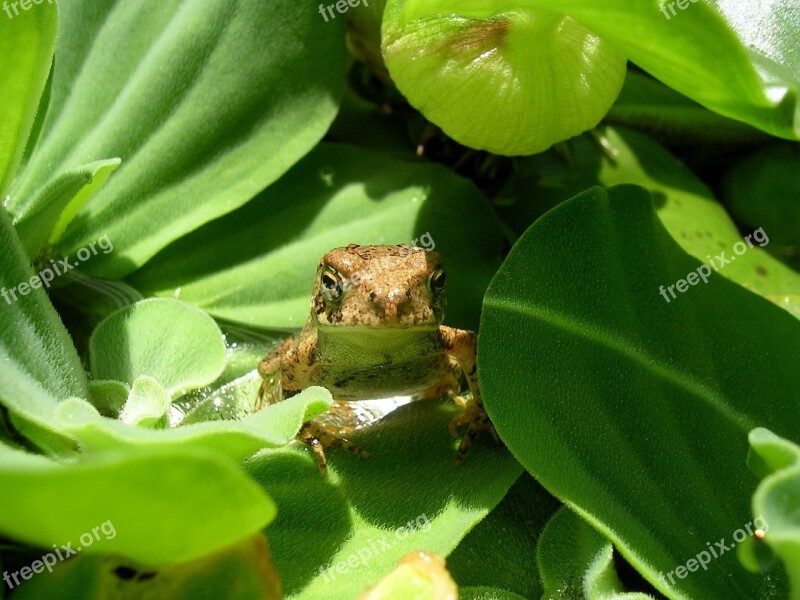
left=480, top=185, right=800, bottom=599
left=382, top=2, right=626, bottom=155
left=88, top=298, right=226, bottom=396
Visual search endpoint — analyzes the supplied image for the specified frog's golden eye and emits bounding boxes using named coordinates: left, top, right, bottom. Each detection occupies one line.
left=428, top=268, right=446, bottom=294
left=321, top=267, right=343, bottom=300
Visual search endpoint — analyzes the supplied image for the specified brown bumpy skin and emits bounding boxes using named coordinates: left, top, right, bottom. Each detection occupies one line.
left=256, top=244, right=498, bottom=474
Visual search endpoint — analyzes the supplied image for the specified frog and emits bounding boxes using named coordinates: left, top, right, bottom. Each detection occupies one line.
left=255, top=243, right=497, bottom=475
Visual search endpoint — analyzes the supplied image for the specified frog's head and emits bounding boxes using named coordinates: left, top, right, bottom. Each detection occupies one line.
left=310, top=244, right=446, bottom=328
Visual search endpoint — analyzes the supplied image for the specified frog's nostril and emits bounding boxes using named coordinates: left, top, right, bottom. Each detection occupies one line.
left=369, top=290, right=406, bottom=322
left=384, top=304, right=398, bottom=319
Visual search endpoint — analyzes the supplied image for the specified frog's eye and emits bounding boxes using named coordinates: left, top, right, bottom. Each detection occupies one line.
left=428, top=268, right=446, bottom=294
left=321, top=267, right=343, bottom=300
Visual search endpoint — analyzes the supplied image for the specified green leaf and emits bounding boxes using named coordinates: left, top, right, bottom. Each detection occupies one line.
left=458, top=588, right=528, bottom=600
left=346, top=0, right=389, bottom=81
left=606, top=71, right=769, bottom=146
left=538, top=508, right=656, bottom=599
left=447, top=474, right=560, bottom=599
left=128, top=143, right=506, bottom=331
left=480, top=185, right=800, bottom=599
left=0, top=208, right=85, bottom=453
left=514, top=0, right=800, bottom=139
left=0, top=443, right=276, bottom=565
left=721, top=144, right=800, bottom=272
left=169, top=324, right=286, bottom=425
left=247, top=398, right=523, bottom=600
left=495, top=125, right=800, bottom=318
left=381, top=2, right=626, bottom=155
left=326, top=86, right=413, bottom=155
left=55, top=387, right=332, bottom=462
left=0, top=0, right=57, bottom=194
left=87, top=379, right=130, bottom=417
left=119, top=376, right=169, bottom=428
left=12, top=158, right=120, bottom=257
left=7, top=0, right=346, bottom=277
left=748, top=428, right=800, bottom=598
left=9, top=535, right=282, bottom=600
left=88, top=298, right=226, bottom=396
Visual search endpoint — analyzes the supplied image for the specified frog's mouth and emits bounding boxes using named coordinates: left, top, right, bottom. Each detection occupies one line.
left=313, top=305, right=443, bottom=328
left=315, top=319, right=440, bottom=331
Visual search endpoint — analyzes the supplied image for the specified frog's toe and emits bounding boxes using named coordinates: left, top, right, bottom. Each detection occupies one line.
left=302, top=435, right=330, bottom=476
left=452, top=402, right=501, bottom=465
left=297, top=421, right=369, bottom=476
left=448, top=405, right=472, bottom=438
left=451, top=394, right=468, bottom=410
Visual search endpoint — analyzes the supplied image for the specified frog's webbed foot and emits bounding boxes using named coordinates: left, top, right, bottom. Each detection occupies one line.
left=297, top=420, right=369, bottom=476
left=450, top=396, right=500, bottom=465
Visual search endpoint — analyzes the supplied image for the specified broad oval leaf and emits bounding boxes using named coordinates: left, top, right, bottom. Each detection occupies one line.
left=0, top=443, right=276, bottom=565
left=118, top=375, right=170, bottom=428
left=248, top=398, right=523, bottom=600
left=480, top=185, right=800, bottom=599
left=13, top=157, right=120, bottom=257
left=128, top=143, right=506, bottom=331
left=88, top=298, right=227, bottom=396
left=7, top=0, right=346, bottom=277
left=494, top=125, right=800, bottom=318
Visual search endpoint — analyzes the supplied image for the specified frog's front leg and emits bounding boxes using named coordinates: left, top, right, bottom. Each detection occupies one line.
left=255, top=337, right=295, bottom=410
left=438, top=326, right=499, bottom=464
left=256, top=333, right=322, bottom=407
left=257, top=334, right=368, bottom=475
